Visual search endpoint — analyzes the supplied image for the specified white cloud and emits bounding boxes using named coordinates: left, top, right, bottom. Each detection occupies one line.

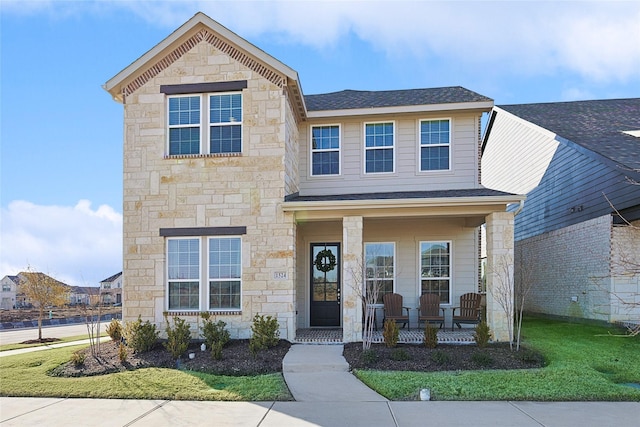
left=0, top=200, right=122, bottom=287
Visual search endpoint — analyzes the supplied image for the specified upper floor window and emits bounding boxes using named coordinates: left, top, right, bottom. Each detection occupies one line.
left=420, top=119, right=450, bottom=171
left=420, top=241, right=451, bottom=304
left=365, top=122, right=394, bottom=173
left=365, top=242, right=395, bottom=304
left=167, top=92, right=242, bottom=156
left=2, top=284, right=11, bottom=292
left=311, top=125, right=340, bottom=175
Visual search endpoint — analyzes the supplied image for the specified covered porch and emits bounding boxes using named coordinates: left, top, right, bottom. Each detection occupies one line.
left=283, top=190, right=522, bottom=343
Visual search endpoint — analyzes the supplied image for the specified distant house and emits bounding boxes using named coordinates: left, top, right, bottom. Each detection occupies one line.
left=100, top=272, right=123, bottom=305
left=103, top=12, right=522, bottom=342
left=69, top=286, right=101, bottom=306
left=482, top=98, right=640, bottom=324
left=12, top=272, right=70, bottom=308
left=0, top=276, right=19, bottom=309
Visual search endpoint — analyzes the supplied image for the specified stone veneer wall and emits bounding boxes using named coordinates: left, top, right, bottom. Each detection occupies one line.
left=515, top=215, right=612, bottom=321
left=122, top=40, right=297, bottom=340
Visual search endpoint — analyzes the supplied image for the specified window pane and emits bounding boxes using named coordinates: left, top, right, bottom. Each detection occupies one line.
left=312, top=151, right=340, bottom=175
left=168, top=239, right=199, bottom=280
left=210, top=125, right=241, bottom=153
left=312, top=125, right=340, bottom=150
left=210, top=94, right=242, bottom=124
left=420, top=242, right=450, bottom=303
left=209, top=280, right=241, bottom=309
left=421, top=146, right=450, bottom=171
left=168, top=281, right=199, bottom=310
left=169, top=127, right=200, bottom=155
left=169, top=96, right=200, bottom=125
left=209, top=238, right=241, bottom=278
left=365, top=243, right=394, bottom=303
left=365, top=148, right=393, bottom=173
left=365, top=123, right=394, bottom=147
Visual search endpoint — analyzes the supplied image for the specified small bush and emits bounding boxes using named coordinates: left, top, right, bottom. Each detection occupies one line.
left=390, top=348, right=411, bottom=361
left=360, top=349, right=378, bottom=365
left=123, top=315, right=159, bottom=353
left=249, top=314, right=280, bottom=355
left=118, top=342, right=128, bottom=362
left=70, top=350, right=85, bottom=366
left=423, top=322, right=438, bottom=349
left=382, top=319, right=399, bottom=348
left=201, top=317, right=230, bottom=360
left=106, top=319, right=122, bottom=342
left=164, top=315, right=191, bottom=360
left=517, top=348, right=544, bottom=364
left=473, top=321, right=491, bottom=348
left=431, top=350, right=451, bottom=365
left=471, top=351, right=493, bottom=367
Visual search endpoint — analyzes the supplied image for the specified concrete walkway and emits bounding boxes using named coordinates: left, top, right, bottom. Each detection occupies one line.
left=282, top=344, right=387, bottom=402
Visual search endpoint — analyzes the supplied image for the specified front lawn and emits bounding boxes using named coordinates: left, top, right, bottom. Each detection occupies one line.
left=353, top=317, right=640, bottom=401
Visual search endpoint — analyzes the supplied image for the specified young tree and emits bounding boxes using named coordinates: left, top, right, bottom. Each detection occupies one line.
left=19, top=267, right=69, bottom=341
left=487, top=254, right=515, bottom=350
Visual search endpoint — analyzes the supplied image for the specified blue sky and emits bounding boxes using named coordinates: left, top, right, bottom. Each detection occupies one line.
left=1, top=0, right=639, bottom=286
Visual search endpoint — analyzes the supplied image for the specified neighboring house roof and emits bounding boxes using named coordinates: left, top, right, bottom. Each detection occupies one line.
left=100, top=272, right=122, bottom=283
left=6, top=275, right=20, bottom=285
left=70, top=286, right=100, bottom=296
left=18, top=272, right=68, bottom=289
left=305, top=87, right=492, bottom=111
left=285, top=188, right=516, bottom=202
left=495, top=98, right=640, bottom=170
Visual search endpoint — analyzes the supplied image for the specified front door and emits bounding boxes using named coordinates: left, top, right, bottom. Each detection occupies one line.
left=310, top=243, right=341, bottom=327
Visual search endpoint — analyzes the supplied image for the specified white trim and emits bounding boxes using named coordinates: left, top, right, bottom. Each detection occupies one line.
left=208, top=92, right=243, bottom=155
left=418, top=240, right=453, bottom=305
left=166, top=94, right=203, bottom=156
left=307, top=101, right=494, bottom=119
left=363, top=120, right=396, bottom=175
left=417, top=117, right=452, bottom=173
left=309, top=124, right=342, bottom=177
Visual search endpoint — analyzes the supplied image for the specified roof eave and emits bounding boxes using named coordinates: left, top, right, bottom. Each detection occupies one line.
left=306, top=100, right=494, bottom=119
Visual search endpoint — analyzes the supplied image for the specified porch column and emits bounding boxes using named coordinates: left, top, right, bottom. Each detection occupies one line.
left=342, top=216, right=363, bottom=343
left=485, top=211, right=515, bottom=342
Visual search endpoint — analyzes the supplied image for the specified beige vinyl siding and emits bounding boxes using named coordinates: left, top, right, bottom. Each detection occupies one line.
left=482, top=109, right=560, bottom=195
left=298, top=112, right=482, bottom=196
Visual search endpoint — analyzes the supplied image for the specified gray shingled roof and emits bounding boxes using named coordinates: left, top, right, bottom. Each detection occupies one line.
left=305, top=86, right=492, bottom=111
left=285, top=188, right=516, bottom=202
left=499, top=98, right=640, bottom=170
left=100, top=272, right=122, bottom=283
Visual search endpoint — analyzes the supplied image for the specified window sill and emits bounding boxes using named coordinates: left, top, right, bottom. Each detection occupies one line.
left=164, top=153, right=242, bottom=160
left=166, top=310, right=242, bottom=316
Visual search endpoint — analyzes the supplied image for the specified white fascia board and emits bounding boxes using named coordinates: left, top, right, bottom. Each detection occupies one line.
left=282, top=194, right=525, bottom=212
left=103, top=12, right=301, bottom=102
left=307, top=101, right=494, bottom=119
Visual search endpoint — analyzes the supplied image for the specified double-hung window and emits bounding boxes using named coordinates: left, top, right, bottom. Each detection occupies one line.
left=166, top=236, right=242, bottom=311
left=311, top=125, right=340, bottom=175
left=420, top=241, right=451, bottom=304
left=420, top=119, right=450, bottom=171
left=167, top=91, right=242, bottom=156
left=208, top=237, right=241, bottom=310
left=168, top=96, right=201, bottom=155
left=365, top=242, right=395, bottom=304
left=364, top=122, right=394, bottom=173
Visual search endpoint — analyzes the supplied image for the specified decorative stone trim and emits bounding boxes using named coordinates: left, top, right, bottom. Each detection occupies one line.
left=166, top=310, right=242, bottom=317
left=123, top=29, right=285, bottom=101
left=164, top=153, right=242, bottom=160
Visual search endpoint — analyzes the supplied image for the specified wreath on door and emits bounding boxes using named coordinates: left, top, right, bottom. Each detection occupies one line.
left=315, top=249, right=337, bottom=273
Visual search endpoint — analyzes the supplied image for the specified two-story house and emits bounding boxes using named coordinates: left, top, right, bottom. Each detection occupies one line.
left=100, top=272, right=123, bottom=305
left=0, top=275, right=19, bottom=310
left=103, top=12, right=522, bottom=342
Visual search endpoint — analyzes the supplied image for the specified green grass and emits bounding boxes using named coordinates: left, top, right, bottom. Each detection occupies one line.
left=354, top=317, right=640, bottom=401
left=0, top=333, right=108, bottom=352
left=0, top=345, right=292, bottom=401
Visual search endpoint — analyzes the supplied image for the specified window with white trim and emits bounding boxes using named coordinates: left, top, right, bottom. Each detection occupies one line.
left=365, top=242, right=395, bottom=304
left=208, top=237, right=242, bottom=310
left=167, top=92, right=242, bottom=156
left=420, top=119, right=450, bottom=171
left=365, top=122, right=394, bottom=173
left=167, top=238, right=200, bottom=310
left=420, top=241, right=451, bottom=304
left=311, top=125, right=340, bottom=175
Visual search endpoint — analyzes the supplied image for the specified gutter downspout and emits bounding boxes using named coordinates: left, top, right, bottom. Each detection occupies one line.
left=513, top=199, right=525, bottom=216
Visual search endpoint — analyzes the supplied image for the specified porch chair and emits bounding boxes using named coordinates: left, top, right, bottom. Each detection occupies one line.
left=382, top=293, right=410, bottom=330
left=451, top=292, right=482, bottom=331
left=417, top=293, right=445, bottom=329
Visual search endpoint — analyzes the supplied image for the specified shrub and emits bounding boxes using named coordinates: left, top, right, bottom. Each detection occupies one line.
left=360, top=349, right=378, bottom=365
left=390, top=348, right=411, bottom=361
left=201, top=317, right=230, bottom=360
left=164, top=315, right=191, bottom=360
left=123, top=315, right=159, bottom=353
left=70, top=350, right=85, bottom=366
left=473, top=321, right=491, bottom=348
left=249, top=314, right=280, bottom=355
left=105, top=318, right=122, bottom=342
left=423, top=321, right=438, bottom=349
left=118, top=342, right=128, bottom=362
left=382, top=319, right=399, bottom=348
left=517, top=348, right=544, bottom=364
left=471, top=351, right=493, bottom=367
left=431, top=350, right=451, bottom=365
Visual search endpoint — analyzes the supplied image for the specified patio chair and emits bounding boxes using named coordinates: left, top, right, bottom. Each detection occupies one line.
left=452, top=292, right=482, bottom=330
left=383, top=293, right=410, bottom=330
left=417, top=293, right=445, bottom=329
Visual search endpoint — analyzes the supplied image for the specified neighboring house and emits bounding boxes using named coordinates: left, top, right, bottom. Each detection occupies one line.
left=69, top=286, right=101, bottom=306
left=0, top=276, right=19, bottom=309
left=103, top=12, right=522, bottom=342
left=100, top=272, right=123, bottom=305
left=12, top=272, right=70, bottom=307
left=482, top=98, right=640, bottom=324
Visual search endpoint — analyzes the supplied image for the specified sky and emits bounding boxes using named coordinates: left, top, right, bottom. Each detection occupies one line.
left=1, top=0, right=639, bottom=287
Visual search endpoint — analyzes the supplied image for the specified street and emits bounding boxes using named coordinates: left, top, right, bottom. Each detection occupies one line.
left=0, top=322, right=112, bottom=345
